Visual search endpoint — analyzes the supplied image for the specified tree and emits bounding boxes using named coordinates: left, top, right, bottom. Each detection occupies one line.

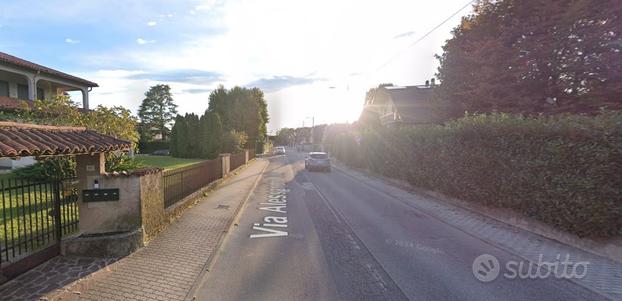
left=171, top=115, right=188, bottom=157
left=138, top=84, right=177, bottom=141
left=185, top=113, right=201, bottom=158
left=170, top=86, right=268, bottom=158
left=275, top=128, right=295, bottom=146
left=221, top=130, right=248, bottom=153
left=170, top=115, right=183, bottom=157
left=436, top=0, right=622, bottom=116
left=17, top=94, right=141, bottom=177
left=207, top=86, right=269, bottom=152
left=24, top=94, right=139, bottom=146
left=199, top=111, right=223, bottom=159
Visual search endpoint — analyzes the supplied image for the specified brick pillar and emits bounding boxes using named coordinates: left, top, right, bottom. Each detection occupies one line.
left=219, top=153, right=231, bottom=177
left=244, top=149, right=249, bottom=164
left=75, top=153, right=105, bottom=190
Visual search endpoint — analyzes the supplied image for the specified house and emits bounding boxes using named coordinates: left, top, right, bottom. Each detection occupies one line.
left=0, top=51, right=97, bottom=109
left=362, top=82, right=440, bottom=126
left=0, top=51, right=99, bottom=171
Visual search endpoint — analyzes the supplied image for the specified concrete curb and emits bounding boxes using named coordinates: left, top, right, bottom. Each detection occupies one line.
left=331, top=160, right=622, bottom=264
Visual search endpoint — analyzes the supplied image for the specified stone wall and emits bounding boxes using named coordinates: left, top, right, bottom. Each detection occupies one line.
left=139, top=170, right=166, bottom=240
left=75, top=167, right=165, bottom=241
left=78, top=175, right=142, bottom=235
left=65, top=168, right=166, bottom=257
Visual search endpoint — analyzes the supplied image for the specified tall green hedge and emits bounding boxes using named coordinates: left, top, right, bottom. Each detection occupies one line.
left=324, top=112, right=622, bottom=237
left=138, top=141, right=171, bottom=154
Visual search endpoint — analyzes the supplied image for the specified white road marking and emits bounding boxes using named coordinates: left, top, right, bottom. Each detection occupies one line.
left=250, top=177, right=289, bottom=239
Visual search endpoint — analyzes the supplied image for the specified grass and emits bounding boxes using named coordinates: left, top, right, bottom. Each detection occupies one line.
left=0, top=181, right=78, bottom=261
left=135, top=155, right=207, bottom=170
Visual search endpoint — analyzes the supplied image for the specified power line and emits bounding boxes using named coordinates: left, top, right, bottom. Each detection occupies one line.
left=373, top=0, right=477, bottom=72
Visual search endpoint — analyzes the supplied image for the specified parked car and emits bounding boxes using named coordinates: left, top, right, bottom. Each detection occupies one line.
left=151, top=149, right=170, bottom=156
left=274, top=146, right=286, bottom=155
left=305, top=152, right=331, bottom=172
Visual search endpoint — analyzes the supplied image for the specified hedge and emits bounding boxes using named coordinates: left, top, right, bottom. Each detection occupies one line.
left=138, top=141, right=170, bottom=154
left=324, top=112, right=622, bottom=237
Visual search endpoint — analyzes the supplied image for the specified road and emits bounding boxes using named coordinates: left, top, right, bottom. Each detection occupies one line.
left=193, top=149, right=607, bottom=301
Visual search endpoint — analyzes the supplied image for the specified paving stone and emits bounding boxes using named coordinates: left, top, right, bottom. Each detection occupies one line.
left=0, top=160, right=266, bottom=301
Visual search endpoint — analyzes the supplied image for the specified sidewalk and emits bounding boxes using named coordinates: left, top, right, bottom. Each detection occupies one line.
left=0, top=158, right=269, bottom=301
left=333, top=162, right=622, bottom=300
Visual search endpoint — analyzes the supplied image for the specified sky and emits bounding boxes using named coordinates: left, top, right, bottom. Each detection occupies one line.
left=0, top=0, right=474, bottom=133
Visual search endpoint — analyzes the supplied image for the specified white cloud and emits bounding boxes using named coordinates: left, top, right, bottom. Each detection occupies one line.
left=147, top=21, right=157, bottom=26
left=136, top=38, right=156, bottom=45
left=64, top=0, right=472, bottom=131
left=195, top=0, right=224, bottom=11
left=65, top=38, right=80, bottom=44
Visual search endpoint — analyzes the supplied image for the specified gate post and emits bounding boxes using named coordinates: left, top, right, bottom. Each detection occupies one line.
left=53, top=181, right=62, bottom=243
left=220, top=153, right=231, bottom=177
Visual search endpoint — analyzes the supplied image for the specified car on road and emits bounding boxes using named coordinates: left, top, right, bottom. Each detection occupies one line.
left=305, top=152, right=331, bottom=172
left=274, top=146, right=286, bottom=155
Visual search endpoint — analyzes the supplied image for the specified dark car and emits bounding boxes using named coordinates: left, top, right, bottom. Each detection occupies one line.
left=305, top=152, right=331, bottom=172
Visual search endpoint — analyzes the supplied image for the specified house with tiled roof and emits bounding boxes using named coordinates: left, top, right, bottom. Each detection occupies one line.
left=0, top=52, right=99, bottom=170
left=362, top=82, right=441, bottom=126
left=0, top=51, right=98, bottom=111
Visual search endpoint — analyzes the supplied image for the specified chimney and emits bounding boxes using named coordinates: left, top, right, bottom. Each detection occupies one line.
left=425, top=80, right=430, bottom=87
left=431, top=78, right=436, bottom=86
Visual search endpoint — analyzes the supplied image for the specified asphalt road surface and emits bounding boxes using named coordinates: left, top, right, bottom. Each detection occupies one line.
left=193, top=149, right=607, bottom=301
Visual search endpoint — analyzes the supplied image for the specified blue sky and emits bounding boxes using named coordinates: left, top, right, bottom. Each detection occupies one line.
left=0, top=0, right=473, bottom=132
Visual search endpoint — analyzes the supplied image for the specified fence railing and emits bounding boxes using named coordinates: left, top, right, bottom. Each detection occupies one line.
left=163, top=158, right=222, bottom=208
left=0, top=177, right=78, bottom=265
left=162, top=150, right=254, bottom=209
left=230, top=152, right=246, bottom=171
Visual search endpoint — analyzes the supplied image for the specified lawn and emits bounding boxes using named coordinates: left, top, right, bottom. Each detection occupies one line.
left=0, top=172, right=15, bottom=183
left=135, top=155, right=207, bottom=170
left=0, top=180, right=78, bottom=261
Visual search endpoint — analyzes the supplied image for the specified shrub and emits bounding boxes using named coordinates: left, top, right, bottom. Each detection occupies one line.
left=13, top=157, right=76, bottom=181
left=324, top=112, right=622, bottom=237
left=222, top=130, right=248, bottom=153
left=105, top=153, right=144, bottom=172
left=138, top=141, right=170, bottom=154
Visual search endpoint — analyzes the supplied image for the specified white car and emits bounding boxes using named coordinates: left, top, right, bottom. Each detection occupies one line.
left=274, top=146, right=286, bottom=155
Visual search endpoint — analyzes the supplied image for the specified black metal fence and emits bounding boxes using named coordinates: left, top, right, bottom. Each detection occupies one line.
left=0, top=177, right=78, bottom=265
left=163, top=159, right=222, bottom=208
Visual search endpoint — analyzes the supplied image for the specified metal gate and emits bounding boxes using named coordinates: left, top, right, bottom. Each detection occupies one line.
left=0, top=177, right=79, bottom=281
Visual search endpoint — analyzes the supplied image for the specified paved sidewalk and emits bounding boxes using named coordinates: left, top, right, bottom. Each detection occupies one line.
left=334, top=163, right=622, bottom=300
left=0, top=158, right=268, bottom=301
left=0, top=257, right=117, bottom=300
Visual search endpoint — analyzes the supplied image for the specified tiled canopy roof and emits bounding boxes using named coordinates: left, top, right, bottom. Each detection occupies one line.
left=0, top=52, right=98, bottom=87
left=0, top=122, right=131, bottom=157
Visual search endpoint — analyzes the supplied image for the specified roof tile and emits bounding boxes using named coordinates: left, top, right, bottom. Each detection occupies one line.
left=0, top=122, right=131, bottom=157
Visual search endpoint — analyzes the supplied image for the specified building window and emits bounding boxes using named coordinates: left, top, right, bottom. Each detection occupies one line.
left=17, top=84, right=28, bottom=99
left=0, top=81, right=8, bottom=97
left=37, top=88, right=45, bottom=100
